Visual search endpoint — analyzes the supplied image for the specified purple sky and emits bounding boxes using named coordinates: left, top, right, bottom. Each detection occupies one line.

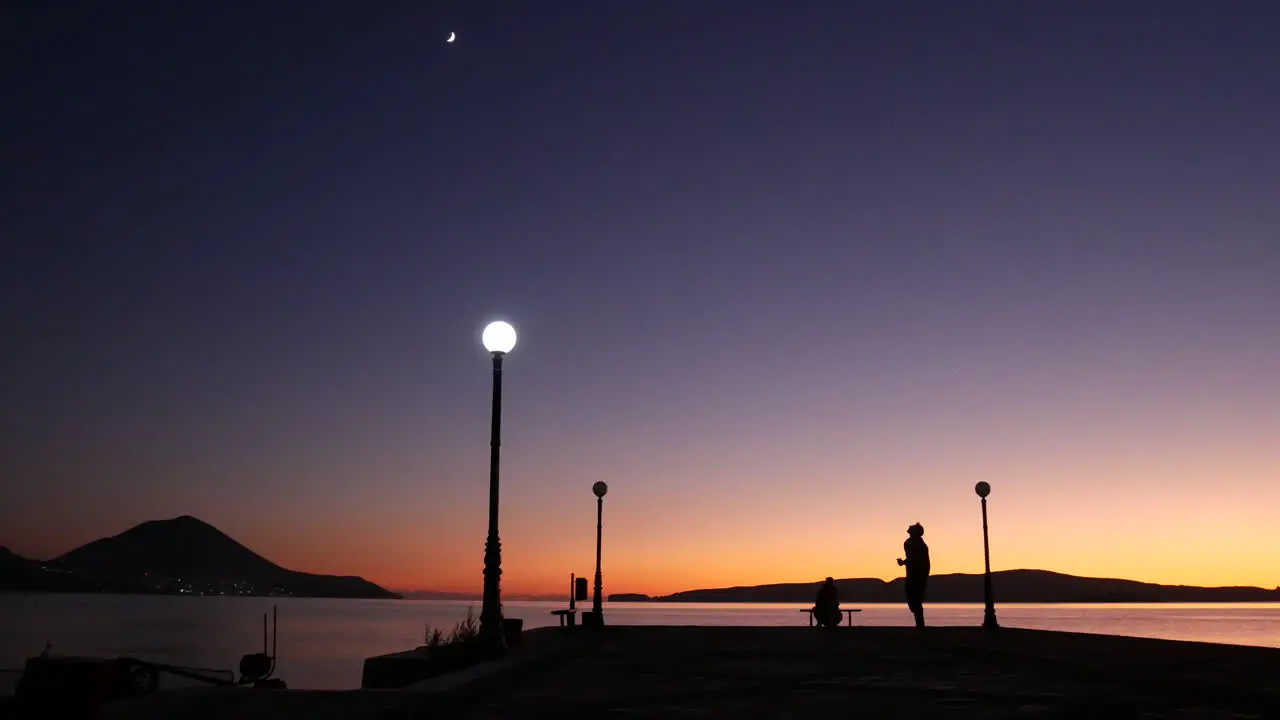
left=3, top=1, right=1278, bottom=593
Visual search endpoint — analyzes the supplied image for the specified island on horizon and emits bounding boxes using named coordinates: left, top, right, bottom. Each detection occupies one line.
left=632, top=571, right=1280, bottom=604
left=0, top=515, right=399, bottom=599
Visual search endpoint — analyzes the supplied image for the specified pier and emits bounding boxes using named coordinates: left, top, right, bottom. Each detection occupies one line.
left=97, top=626, right=1280, bottom=718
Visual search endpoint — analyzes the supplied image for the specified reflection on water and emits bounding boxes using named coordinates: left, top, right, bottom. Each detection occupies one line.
left=1, top=595, right=1278, bottom=691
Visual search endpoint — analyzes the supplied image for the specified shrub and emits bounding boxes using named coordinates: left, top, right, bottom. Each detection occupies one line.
left=423, top=626, right=445, bottom=649
left=450, top=606, right=479, bottom=644
left=422, top=607, right=479, bottom=651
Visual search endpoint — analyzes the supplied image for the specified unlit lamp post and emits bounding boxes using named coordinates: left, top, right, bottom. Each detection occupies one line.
left=975, top=481, right=999, bottom=630
left=589, top=481, right=608, bottom=627
left=479, top=320, right=517, bottom=649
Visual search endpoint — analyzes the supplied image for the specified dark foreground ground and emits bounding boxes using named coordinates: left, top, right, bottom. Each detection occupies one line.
left=103, top=626, right=1280, bottom=718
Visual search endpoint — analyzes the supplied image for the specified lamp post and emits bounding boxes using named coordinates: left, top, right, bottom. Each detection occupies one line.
left=590, top=481, right=608, bottom=626
left=974, top=481, right=999, bottom=630
left=480, top=320, right=517, bottom=649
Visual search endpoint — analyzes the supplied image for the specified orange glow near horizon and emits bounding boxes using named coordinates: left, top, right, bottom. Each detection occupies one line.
left=15, top=453, right=1275, bottom=598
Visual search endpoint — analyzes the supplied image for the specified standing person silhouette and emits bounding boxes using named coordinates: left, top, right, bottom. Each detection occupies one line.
left=896, top=523, right=930, bottom=627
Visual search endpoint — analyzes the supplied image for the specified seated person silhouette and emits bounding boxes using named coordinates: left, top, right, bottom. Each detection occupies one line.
left=813, top=577, right=841, bottom=628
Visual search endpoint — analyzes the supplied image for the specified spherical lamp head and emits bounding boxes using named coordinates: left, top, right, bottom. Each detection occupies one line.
left=592, top=481, right=608, bottom=499
left=975, top=481, right=991, bottom=498
left=482, top=321, right=517, bottom=354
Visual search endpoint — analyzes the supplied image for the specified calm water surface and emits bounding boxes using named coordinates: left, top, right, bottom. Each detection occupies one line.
left=2, top=595, right=1278, bottom=691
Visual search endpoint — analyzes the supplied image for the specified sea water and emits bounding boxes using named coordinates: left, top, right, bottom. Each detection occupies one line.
left=1, top=594, right=1277, bottom=691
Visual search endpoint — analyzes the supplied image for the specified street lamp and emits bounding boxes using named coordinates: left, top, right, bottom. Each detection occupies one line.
left=480, top=320, right=517, bottom=649
left=975, top=481, right=999, bottom=630
left=590, top=481, right=608, bottom=627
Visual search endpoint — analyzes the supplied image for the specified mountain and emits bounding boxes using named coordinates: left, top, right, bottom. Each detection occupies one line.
left=657, top=570, right=1280, bottom=604
left=2, top=546, right=156, bottom=593
left=1, top=546, right=58, bottom=590
left=1, top=546, right=31, bottom=569
left=608, top=593, right=652, bottom=602
left=10, top=516, right=399, bottom=599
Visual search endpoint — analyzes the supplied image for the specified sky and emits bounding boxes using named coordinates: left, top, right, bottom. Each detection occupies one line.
left=3, top=1, right=1278, bottom=596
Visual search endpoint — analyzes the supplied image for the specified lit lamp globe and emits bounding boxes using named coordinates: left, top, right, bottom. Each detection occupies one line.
left=975, top=481, right=991, bottom=498
left=482, top=321, right=517, bottom=354
left=593, top=481, right=609, bottom=499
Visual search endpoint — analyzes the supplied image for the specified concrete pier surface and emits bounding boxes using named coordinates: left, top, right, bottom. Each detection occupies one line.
left=104, top=626, right=1280, bottom=718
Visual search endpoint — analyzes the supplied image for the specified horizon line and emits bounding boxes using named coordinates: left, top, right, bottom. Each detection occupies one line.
left=395, top=567, right=1280, bottom=597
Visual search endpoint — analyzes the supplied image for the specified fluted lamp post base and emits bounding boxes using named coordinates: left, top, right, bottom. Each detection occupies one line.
left=983, top=607, right=1000, bottom=631
left=480, top=534, right=506, bottom=654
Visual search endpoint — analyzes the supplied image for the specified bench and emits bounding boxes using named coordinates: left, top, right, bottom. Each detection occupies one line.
left=551, top=609, right=577, bottom=627
left=801, top=608, right=861, bottom=627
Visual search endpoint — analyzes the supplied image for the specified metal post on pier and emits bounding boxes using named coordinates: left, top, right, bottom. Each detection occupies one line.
left=589, top=481, right=608, bottom=627
left=975, top=481, right=999, bottom=630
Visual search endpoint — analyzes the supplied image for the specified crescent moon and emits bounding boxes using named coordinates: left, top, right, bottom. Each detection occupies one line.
left=447, top=32, right=456, bottom=43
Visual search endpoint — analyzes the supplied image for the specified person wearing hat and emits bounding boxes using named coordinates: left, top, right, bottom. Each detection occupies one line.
left=896, top=523, right=931, bottom=627
left=813, top=576, right=841, bottom=628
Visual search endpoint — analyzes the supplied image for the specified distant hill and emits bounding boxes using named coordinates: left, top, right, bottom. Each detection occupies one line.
left=608, top=593, right=652, bottom=602
left=1, top=546, right=70, bottom=590
left=657, top=570, right=1280, bottom=604
left=2, top=545, right=159, bottom=594
left=4, top=516, right=399, bottom=599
